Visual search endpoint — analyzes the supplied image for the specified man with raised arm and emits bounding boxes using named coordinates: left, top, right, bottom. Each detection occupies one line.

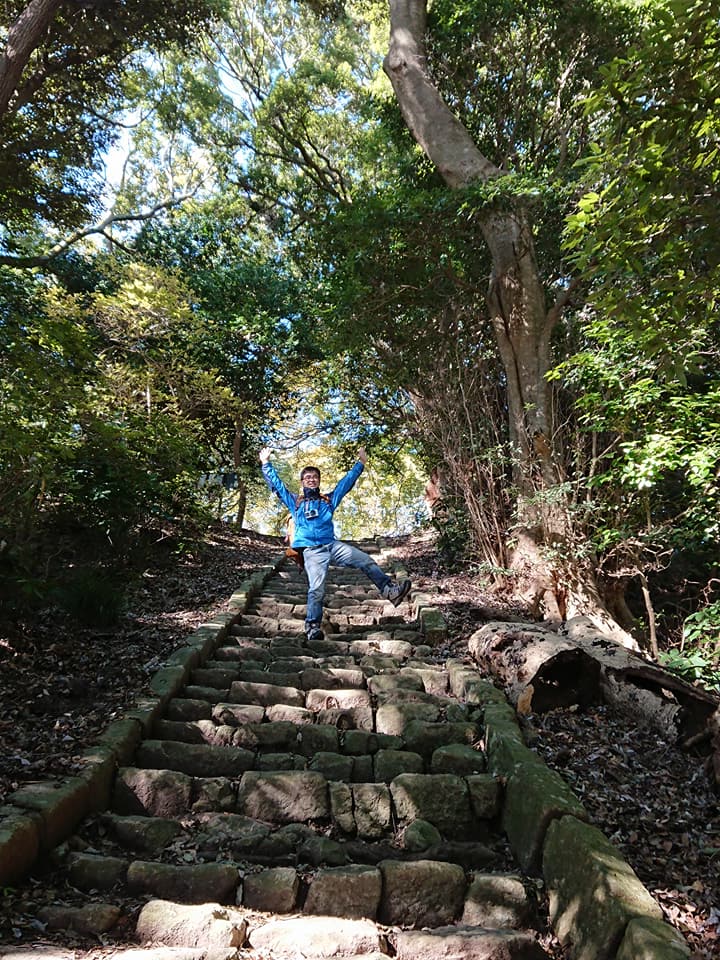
left=259, top=446, right=412, bottom=642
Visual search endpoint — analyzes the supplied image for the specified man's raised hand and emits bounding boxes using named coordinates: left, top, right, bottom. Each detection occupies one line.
left=357, top=447, right=368, bottom=465
left=259, top=447, right=272, bottom=464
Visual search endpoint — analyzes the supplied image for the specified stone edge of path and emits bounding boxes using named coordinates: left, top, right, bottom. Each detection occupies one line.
left=0, top=557, right=286, bottom=889
left=460, top=625, right=689, bottom=960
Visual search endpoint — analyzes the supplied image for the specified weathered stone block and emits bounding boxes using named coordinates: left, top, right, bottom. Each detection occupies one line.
left=135, top=740, right=254, bottom=778
left=309, top=752, right=354, bottom=781
left=390, top=773, right=473, bottom=837
left=375, top=702, right=440, bottom=736
left=486, top=724, right=543, bottom=778
left=266, top=703, right=314, bottom=724
left=153, top=720, right=206, bottom=744
left=462, top=874, right=533, bottom=928
left=447, top=660, right=506, bottom=706
left=190, top=667, right=238, bottom=688
left=394, top=927, right=547, bottom=960
left=616, top=917, right=691, bottom=960
left=401, top=819, right=441, bottom=852
left=419, top=607, right=447, bottom=643
left=367, top=673, right=423, bottom=697
left=350, top=639, right=413, bottom=659
left=230, top=680, right=305, bottom=707
left=76, top=744, right=117, bottom=812
left=299, top=835, right=349, bottom=867
left=103, top=814, right=181, bottom=854
left=236, top=771, right=329, bottom=823
left=243, top=867, right=300, bottom=913
left=248, top=916, right=384, bottom=958
left=194, top=779, right=237, bottom=819
left=149, top=665, right=188, bottom=704
left=68, top=853, right=128, bottom=890
left=351, top=755, right=373, bottom=782
left=410, top=667, right=449, bottom=697
left=256, top=752, right=305, bottom=771
left=544, top=815, right=663, bottom=960
left=403, top=720, right=478, bottom=758
left=504, top=764, right=587, bottom=871
left=466, top=774, right=502, bottom=820
left=329, top=781, right=355, bottom=834
left=9, top=778, right=89, bottom=850
left=352, top=783, right=392, bottom=839
left=374, top=749, right=424, bottom=783
left=306, top=689, right=373, bottom=731
left=39, top=903, right=121, bottom=935
left=166, top=698, right=214, bottom=722
left=296, top=724, right=339, bottom=757
left=379, top=859, right=466, bottom=927
left=431, top=744, right=486, bottom=776
left=0, top=811, right=40, bottom=884
left=113, top=767, right=193, bottom=818
left=127, top=860, right=239, bottom=904
left=212, top=702, right=265, bottom=725
left=136, top=899, right=247, bottom=949
left=305, top=865, right=382, bottom=919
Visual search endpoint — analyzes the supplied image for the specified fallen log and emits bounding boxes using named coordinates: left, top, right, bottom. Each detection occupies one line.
left=469, top=617, right=720, bottom=785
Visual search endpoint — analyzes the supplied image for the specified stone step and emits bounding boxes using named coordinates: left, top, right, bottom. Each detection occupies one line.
left=82, top=810, right=506, bottom=872
left=65, top=856, right=540, bottom=947
left=111, top=765, right=501, bottom=839
left=212, top=643, right=273, bottom=663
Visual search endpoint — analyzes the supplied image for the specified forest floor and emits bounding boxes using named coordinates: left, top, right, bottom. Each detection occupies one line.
left=1, top=526, right=718, bottom=957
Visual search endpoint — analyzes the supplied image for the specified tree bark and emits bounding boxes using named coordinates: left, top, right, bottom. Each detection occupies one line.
left=470, top=619, right=720, bottom=750
left=0, top=0, right=65, bottom=118
left=384, top=0, right=614, bottom=625
left=233, top=419, right=247, bottom=527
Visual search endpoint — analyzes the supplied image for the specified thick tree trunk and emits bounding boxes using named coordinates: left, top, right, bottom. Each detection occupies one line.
left=383, top=0, right=579, bottom=610
left=470, top=620, right=720, bottom=756
left=0, top=0, right=65, bottom=117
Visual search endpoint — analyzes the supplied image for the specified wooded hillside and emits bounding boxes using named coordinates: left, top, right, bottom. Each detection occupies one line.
left=2, top=0, right=719, bottom=698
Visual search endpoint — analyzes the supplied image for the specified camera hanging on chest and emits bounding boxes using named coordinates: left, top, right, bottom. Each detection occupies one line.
left=284, top=489, right=332, bottom=570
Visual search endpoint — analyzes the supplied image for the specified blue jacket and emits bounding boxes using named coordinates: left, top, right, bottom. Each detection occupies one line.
left=262, top=459, right=365, bottom=547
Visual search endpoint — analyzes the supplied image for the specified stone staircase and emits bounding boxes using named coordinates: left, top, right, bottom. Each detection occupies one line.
left=1, top=546, right=551, bottom=959
left=2, top=543, right=688, bottom=960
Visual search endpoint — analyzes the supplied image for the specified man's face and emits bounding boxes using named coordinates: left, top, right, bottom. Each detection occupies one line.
left=302, top=471, right=320, bottom=489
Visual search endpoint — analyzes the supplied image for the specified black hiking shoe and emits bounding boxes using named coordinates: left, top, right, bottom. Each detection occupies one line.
left=305, top=621, right=325, bottom=643
left=382, top=579, right=412, bottom=607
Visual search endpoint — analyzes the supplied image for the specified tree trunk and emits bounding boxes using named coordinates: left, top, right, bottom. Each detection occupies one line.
left=235, top=479, right=247, bottom=527
left=384, top=0, right=616, bottom=627
left=0, top=0, right=64, bottom=117
left=233, top=418, right=247, bottom=527
left=470, top=619, right=720, bottom=754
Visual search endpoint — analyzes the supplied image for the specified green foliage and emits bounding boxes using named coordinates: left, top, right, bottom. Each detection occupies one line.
left=661, top=600, right=720, bottom=697
left=658, top=650, right=720, bottom=695
left=565, top=0, right=720, bottom=364
left=558, top=0, right=720, bottom=589
left=428, top=0, right=643, bottom=175
left=0, top=254, right=249, bottom=606
left=0, top=0, right=226, bottom=242
left=133, top=205, right=318, bottom=471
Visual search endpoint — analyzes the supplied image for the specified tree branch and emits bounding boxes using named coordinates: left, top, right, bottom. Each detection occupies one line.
left=0, top=193, right=197, bottom=268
